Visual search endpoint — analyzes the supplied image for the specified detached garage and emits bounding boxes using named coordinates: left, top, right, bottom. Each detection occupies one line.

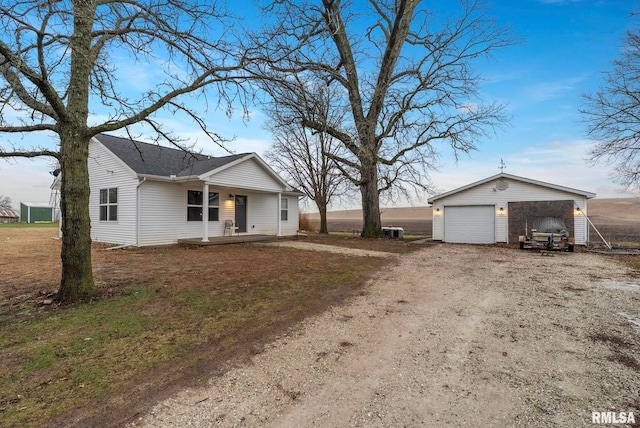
left=427, top=173, right=596, bottom=245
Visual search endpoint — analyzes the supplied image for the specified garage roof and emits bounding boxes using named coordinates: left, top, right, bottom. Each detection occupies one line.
left=427, top=173, right=596, bottom=203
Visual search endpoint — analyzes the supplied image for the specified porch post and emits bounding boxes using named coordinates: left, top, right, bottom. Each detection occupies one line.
left=277, top=192, right=282, bottom=236
left=202, top=183, right=209, bottom=242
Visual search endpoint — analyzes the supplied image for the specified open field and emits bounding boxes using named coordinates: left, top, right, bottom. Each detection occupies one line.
left=306, top=197, right=640, bottom=244
left=587, top=198, right=640, bottom=245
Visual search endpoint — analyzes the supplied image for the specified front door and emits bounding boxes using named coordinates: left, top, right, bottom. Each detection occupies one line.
left=234, top=195, right=247, bottom=233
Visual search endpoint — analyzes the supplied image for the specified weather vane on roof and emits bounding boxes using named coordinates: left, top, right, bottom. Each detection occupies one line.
left=499, top=158, right=506, bottom=173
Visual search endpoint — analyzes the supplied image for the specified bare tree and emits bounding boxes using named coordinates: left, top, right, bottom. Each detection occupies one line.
left=264, top=130, right=346, bottom=233
left=0, top=0, right=247, bottom=301
left=262, top=76, right=350, bottom=233
left=249, top=0, right=512, bottom=237
left=581, top=14, right=640, bottom=188
left=0, top=194, right=11, bottom=209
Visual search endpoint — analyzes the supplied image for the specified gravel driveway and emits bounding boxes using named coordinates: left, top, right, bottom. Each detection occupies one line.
left=131, top=244, right=639, bottom=427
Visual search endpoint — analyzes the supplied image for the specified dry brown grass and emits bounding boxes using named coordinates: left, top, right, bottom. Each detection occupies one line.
left=298, top=212, right=314, bottom=231
left=0, top=226, right=419, bottom=427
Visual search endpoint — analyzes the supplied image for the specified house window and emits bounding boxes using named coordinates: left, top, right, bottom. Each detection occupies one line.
left=99, top=188, right=118, bottom=221
left=281, top=197, right=288, bottom=221
left=187, top=190, right=219, bottom=221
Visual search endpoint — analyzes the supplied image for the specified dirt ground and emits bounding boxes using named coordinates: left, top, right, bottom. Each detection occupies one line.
left=130, top=243, right=640, bottom=427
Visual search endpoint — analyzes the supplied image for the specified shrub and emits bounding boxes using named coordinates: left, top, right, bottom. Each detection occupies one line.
left=298, top=213, right=314, bottom=232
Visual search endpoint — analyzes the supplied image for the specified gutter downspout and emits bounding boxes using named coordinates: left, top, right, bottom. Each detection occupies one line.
left=136, top=177, right=147, bottom=246
left=277, top=192, right=282, bottom=237
left=202, top=182, right=209, bottom=242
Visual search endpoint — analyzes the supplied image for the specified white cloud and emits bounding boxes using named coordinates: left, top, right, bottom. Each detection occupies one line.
left=523, top=75, right=587, bottom=102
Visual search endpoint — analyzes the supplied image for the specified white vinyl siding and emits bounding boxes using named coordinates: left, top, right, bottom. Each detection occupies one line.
left=444, top=206, right=495, bottom=244
left=138, top=182, right=204, bottom=246
left=88, top=140, right=138, bottom=245
left=431, top=177, right=590, bottom=245
left=573, top=199, right=589, bottom=245
left=208, top=158, right=283, bottom=192
left=495, top=206, right=509, bottom=243
left=280, top=196, right=299, bottom=235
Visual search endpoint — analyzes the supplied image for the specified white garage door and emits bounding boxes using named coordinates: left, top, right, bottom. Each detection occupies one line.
left=444, top=205, right=495, bottom=244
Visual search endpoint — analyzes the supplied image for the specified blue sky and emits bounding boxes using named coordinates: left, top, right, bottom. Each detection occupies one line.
left=1, top=0, right=638, bottom=211
left=437, top=0, right=638, bottom=202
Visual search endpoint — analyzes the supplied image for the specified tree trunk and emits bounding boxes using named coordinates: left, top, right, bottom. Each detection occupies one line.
left=58, top=129, right=96, bottom=301
left=318, top=203, right=329, bottom=234
left=360, top=161, right=383, bottom=238
left=56, top=0, right=97, bottom=302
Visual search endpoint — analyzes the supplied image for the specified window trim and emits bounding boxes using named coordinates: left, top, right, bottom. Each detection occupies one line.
left=280, top=197, right=288, bottom=222
left=187, top=190, right=219, bottom=222
left=99, top=187, right=118, bottom=222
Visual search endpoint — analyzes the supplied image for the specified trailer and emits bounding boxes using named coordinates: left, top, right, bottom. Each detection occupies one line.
left=519, top=217, right=574, bottom=252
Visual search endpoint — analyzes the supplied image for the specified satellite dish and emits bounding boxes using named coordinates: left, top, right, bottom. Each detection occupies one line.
left=495, top=179, right=509, bottom=191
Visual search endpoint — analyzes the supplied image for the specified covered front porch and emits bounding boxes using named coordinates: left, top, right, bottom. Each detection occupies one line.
left=195, top=181, right=291, bottom=243
left=178, top=234, right=282, bottom=246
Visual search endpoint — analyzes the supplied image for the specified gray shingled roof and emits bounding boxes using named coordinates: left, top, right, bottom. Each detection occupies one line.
left=95, top=134, right=248, bottom=177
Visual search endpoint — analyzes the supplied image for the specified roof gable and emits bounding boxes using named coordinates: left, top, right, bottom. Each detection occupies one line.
left=94, top=134, right=247, bottom=177
left=201, top=153, right=290, bottom=188
left=427, top=173, right=596, bottom=203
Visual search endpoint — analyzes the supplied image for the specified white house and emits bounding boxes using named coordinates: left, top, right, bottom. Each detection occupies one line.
left=427, top=173, right=596, bottom=245
left=57, top=134, right=303, bottom=246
